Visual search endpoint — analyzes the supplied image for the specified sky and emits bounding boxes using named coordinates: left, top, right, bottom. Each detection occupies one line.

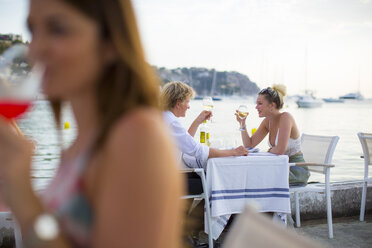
left=1, top=0, right=372, bottom=98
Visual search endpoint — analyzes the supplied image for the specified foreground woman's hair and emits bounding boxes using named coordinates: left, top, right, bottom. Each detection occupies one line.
left=51, top=0, right=160, bottom=151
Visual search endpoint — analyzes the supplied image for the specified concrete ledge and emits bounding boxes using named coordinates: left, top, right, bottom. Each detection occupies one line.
left=290, top=180, right=372, bottom=220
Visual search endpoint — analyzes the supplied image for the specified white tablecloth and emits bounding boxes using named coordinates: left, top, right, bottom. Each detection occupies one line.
left=205, top=153, right=290, bottom=239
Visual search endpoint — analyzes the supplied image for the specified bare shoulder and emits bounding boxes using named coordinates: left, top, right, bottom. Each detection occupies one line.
left=280, top=112, right=295, bottom=121
left=280, top=111, right=293, bottom=118
left=105, top=107, right=168, bottom=150
left=103, top=107, right=177, bottom=173
left=111, top=107, right=163, bottom=135
left=262, top=117, right=269, bottom=127
left=90, top=108, right=182, bottom=247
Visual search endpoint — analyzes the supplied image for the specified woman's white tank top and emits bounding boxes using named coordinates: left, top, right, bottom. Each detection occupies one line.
left=268, top=121, right=301, bottom=156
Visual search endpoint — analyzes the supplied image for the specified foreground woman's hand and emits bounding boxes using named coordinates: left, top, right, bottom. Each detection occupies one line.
left=0, top=117, right=49, bottom=246
left=0, top=117, right=34, bottom=207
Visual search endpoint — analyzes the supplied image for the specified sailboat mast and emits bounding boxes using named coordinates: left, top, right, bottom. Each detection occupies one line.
left=188, top=69, right=193, bottom=88
left=304, top=46, right=308, bottom=94
left=210, top=69, right=217, bottom=96
left=357, top=65, right=360, bottom=93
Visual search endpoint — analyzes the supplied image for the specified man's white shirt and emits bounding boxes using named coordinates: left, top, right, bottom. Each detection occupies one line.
left=163, top=111, right=209, bottom=168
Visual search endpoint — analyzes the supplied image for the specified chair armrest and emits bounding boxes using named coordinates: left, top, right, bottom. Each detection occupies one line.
left=289, top=162, right=335, bottom=168
left=179, top=168, right=204, bottom=173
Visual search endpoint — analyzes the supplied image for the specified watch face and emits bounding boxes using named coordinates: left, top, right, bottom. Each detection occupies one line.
left=34, top=214, right=59, bottom=240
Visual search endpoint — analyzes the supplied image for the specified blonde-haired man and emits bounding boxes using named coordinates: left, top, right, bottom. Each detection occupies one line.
left=160, top=81, right=248, bottom=169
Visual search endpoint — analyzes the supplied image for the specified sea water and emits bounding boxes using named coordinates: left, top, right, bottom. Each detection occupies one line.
left=181, top=98, right=372, bottom=184
left=18, top=99, right=372, bottom=190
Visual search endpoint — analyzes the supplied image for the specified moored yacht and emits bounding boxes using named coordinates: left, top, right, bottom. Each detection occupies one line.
left=339, top=92, right=364, bottom=100
left=323, top=98, right=344, bottom=103
left=296, top=94, right=323, bottom=108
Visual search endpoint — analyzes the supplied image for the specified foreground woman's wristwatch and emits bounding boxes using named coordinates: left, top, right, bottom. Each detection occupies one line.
left=34, top=213, right=59, bottom=240
left=25, top=213, right=60, bottom=247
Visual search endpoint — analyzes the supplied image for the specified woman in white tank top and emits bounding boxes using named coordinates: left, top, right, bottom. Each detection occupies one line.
left=236, top=84, right=310, bottom=186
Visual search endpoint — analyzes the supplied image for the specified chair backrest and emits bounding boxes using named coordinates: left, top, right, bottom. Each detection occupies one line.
left=358, top=132, right=372, bottom=167
left=301, top=134, right=339, bottom=174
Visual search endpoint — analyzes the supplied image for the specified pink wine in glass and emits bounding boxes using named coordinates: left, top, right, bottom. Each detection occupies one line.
left=0, top=101, right=31, bottom=119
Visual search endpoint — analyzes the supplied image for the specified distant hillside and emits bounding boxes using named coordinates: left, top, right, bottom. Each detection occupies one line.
left=155, top=67, right=260, bottom=96
left=0, top=33, right=24, bottom=54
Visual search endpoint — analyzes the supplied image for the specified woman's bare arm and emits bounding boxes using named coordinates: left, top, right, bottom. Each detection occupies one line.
left=0, top=118, right=71, bottom=248
left=241, top=119, right=269, bottom=148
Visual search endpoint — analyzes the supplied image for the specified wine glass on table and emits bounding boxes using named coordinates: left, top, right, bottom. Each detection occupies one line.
left=202, top=96, right=213, bottom=123
left=237, top=104, right=248, bottom=131
left=0, top=44, right=42, bottom=121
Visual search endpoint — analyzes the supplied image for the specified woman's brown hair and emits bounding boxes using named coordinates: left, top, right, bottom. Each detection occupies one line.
left=50, top=0, right=159, bottom=150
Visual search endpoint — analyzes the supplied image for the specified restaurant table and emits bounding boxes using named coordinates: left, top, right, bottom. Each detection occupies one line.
left=205, top=153, right=290, bottom=239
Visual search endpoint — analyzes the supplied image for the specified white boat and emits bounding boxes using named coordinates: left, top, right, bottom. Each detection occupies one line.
left=339, top=92, right=364, bottom=100
left=296, top=49, right=323, bottom=108
left=339, top=67, right=364, bottom=100
left=323, top=98, right=344, bottom=103
left=296, top=94, right=323, bottom=108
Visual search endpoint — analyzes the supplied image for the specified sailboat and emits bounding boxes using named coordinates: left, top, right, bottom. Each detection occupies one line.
left=339, top=66, right=364, bottom=100
left=193, top=69, right=223, bottom=101
left=296, top=48, right=323, bottom=108
left=210, top=69, right=222, bottom=101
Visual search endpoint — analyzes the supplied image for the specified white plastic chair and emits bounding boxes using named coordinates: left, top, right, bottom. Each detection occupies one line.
left=357, top=132, right=372, bottom=222
left=0, top=212, right=23, bottom=247
left=181, top=168, right=213, bottom=248
left=290, top=134, right=339, bottom=239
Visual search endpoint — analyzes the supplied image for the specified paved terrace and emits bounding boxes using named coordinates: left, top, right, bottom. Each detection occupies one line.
left=193, top=211, right=372, bottom=248
left=296, top=212, right=372, bottom=248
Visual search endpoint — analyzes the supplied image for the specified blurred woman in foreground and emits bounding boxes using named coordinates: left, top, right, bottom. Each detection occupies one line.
left=0, top=0, right=183, bottom=247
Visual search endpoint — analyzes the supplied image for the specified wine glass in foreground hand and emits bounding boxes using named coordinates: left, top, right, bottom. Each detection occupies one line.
left=0, top=44, right=42, bottom=120
left=237, top=104, right=248, bottom=131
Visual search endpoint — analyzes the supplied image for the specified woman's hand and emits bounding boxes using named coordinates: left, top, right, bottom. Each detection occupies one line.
left=195, top=110, right=212, bottom=125
left=235, top=110, right=248, bottom=126
left=0, top=117, right=34, bottom=208
left=233, top=145, right=249, bottom=156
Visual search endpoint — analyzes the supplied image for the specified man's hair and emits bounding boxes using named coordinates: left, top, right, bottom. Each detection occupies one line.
left=160, top=81, right=195, bottom=110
